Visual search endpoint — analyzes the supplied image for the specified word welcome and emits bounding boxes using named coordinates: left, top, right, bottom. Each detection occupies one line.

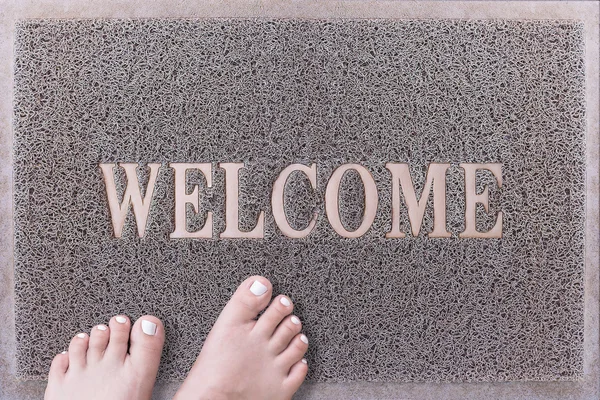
left=100, top=162, right=503, bottom=239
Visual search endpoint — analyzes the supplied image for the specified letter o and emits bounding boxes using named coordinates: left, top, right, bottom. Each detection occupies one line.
left=325, top=164, right=378, bottom=238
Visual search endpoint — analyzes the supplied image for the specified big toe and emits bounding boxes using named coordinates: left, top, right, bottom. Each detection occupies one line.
left=127, top=315, right=165, bottom=398
left=128, top=315, right=165, bottom=372
left=217, top=276, right=273, bottom=326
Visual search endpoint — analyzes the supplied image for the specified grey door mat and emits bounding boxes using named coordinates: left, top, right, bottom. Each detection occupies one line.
left=13, top=18, right=585, bottom=382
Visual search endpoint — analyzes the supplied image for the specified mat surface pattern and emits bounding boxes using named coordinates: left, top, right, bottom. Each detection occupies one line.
left=14, top=19, right=585, bottom=382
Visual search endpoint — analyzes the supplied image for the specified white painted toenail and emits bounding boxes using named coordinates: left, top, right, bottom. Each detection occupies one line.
left=301, top=334, right=309, bottom=344
left=302, top=358, right=307, bottom=364
left=291, top=316, right=301, bottom=325
left=280, top=297, right=291, bottom=307
left=77, top=333, right=86, bottom=339
left=115, top=316, right=127, bottom=324
left=61, top=351, right=67, bottom=354
left=97, top=325, right=107, bottom=331
left=141, top=319, right=157, bottom=336
left=250, top=280, right=268, bottom=296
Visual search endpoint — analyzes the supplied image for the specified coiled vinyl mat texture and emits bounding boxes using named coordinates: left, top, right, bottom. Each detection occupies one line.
left=13, top=19, right=585, bottom=382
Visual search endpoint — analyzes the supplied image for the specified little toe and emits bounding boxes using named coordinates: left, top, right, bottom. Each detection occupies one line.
left=46, top=351, right=69, bottom=399
left=105, top=315, right=131, bottom=362
left=278, top=333, right=309, bottom=369
left=254, top=295, right=294, bottom=337
left=67, top=333, right=89, bottom=369
left=87, top=324, right=110, bottom=363
left=268, top=315, right=302, bottom=355
left=217, top=276, right=272, bottom=326
left=283, top=358, right=309, bottom=396
left=128, top=315, right=165, bottom=377
left=48, top=351, right=69, bottom=381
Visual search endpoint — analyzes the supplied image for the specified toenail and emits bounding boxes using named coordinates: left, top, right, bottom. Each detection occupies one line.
left=115, top=316, right=127, bottom=324
left=97, top=324, right=107, bottom=331
left=291, top=316, right=301, bottom=325
left=302, top=358, right=307, bottom=364
left=280, top=297, right=291, bottom=307
left=61, top=351, right=67, bottom=354
left=77, top=333, right=86, bottom=339
left=250, top=280, right=268, bottom=296
left=141, top=319, right=157, bottom=336
left=300, top=334, right=309, bottom=344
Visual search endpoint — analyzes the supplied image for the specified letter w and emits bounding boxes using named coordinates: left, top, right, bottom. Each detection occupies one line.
left=99, top=163, right=161, bottom=238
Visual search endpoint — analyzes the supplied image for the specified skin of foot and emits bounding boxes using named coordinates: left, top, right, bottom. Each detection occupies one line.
left=44, top=314, right=165, bottom=400
left=174, top=276, right=309, bottom=400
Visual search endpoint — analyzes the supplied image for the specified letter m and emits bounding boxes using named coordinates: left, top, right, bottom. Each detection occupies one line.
left=386, top=163, right=451, bottom=238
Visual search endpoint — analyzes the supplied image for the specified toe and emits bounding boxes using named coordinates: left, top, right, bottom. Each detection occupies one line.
left=267, top=315, right=302, bottom=355
left=217, top=276, right=272, bottom=326
left=48, top=351, right=69, bottom=381
left=105, top=315, right=131, bottom=363
left=254, top=295, right=294, bottom=337
left=67, top=333, right=89, bottom=369
left=283, top=358, right=308, bottom=396
left=87, top=324, right=110, bottom=363
left=277, top=333, right=309, bottom=370
left=128, top=315, right=165, bottom=377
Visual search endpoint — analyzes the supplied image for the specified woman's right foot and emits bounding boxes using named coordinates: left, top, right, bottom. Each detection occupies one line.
left=174, top=276, right=309, bottom=400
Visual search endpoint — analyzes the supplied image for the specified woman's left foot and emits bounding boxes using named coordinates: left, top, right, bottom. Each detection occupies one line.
left=44, top=314, right=165, bottom=400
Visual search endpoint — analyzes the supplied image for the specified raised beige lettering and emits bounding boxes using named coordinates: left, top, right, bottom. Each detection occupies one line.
left=170, top=163, right=213, bottom=239
left=385, top=163, right=451, bottom=238
left=219, top=162, right=265, bottom=239
left=99, top=162, right=160, bottom=238
left=325, top=164, right=378, bottom=238
left=459, top=163, right=503, bottom=238
left=271, top=163, right=318, bottom=238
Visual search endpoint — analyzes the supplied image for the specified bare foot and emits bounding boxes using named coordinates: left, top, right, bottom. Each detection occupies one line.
left=44, top=315, right=165, bottom=400
left=174, top=276, right=309, bottom=400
